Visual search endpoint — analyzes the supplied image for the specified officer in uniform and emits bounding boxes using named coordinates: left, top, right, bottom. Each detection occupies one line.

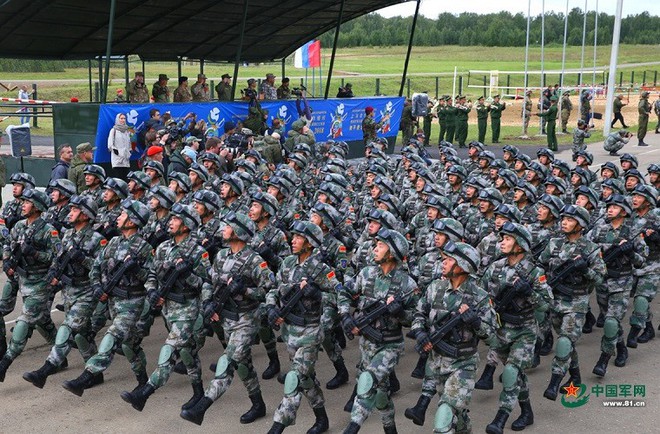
left=215, top=74, right=233, bottom=101
left=339, top=229, right=417, bottom=434
left=191, top=74, right=211, bottom=102
left=482, top=222, right=552, bottom=434
left=475, top=96, right=490, bottom=144
left=445, top=98, right=457, bottom=144
left=173, top=77, right=192, bottom=102
left=538, top=205, right=605, bottom=400
left=152, top=74, right=171, bottom=103
left=536, top=96, right=558, bottom=152
left=638, top=91, right=651, bottom=147
left=560, top=91, right=573, bottom=133
left=588, top=195, right=647, bottom=377
left=490, top=95, right=506, bottom=144
left=128, top=72, right=150, bottom=103
left=522, top=90, right=533, bottom=137
left=181, top=212, right=274, bottom=426
left=265, top=221, right=340, bottom=434
left=23, top=195, right=106, bottom=388
left=0, top=190, right=61, bottom=381
left=62, top=200, right=153, bottom=396
left=454, top=96, right=471, bottom=148
left=120, top=203, right=212, bottom=411
left=437, top=96, right=448, bottom=144
left=408, top=242, right=495, bottom=432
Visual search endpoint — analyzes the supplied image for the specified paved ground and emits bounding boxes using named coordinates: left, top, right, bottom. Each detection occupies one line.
left=0, top=133, right=658, bottom=433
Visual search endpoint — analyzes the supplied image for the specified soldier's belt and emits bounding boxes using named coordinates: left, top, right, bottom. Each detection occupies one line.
left=433, top=339, right=478, bottom=359
left=606, top=267, right=632, bottom=279
left=165, top=290, right=198, bottom=303
left=284, top=312, right=320, bottom=327
left=498, top=311, right=531, bottom=326
left=111, top=286, right=146, bottom=299
left=552, top=283, right=589, bottom=298
left=363, top=327, right=403, bottom=344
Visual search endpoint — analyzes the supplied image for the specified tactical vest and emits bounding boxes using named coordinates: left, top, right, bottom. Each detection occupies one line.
left=358, top=270, right=407, bottom=343
left=548, top=238, right=591, bottom=297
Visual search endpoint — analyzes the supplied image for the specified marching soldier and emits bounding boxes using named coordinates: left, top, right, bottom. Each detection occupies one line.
left=44, top=178, right=76, bottom=233
left=81, top=164, right=107, bottom=208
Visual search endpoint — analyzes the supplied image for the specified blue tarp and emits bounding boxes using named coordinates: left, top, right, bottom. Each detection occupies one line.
left=94, top=97, right=404, bottom=163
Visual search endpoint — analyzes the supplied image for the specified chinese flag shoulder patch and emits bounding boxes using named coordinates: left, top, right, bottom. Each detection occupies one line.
left=338, top=245, right=347, bottom=253
left=51, top=230, right=59, bottom=237
left=259, top=261, right=268, bottom=269
left=538, top=275, right=547, bottom=284
left=0, top=218, right=5, bottom=225
left=327, top=271, right=336, bottom=280
left=294, top=213, right=301, bottom=219
left=202, top=251, right=209, bottom=260
left=100, top=239, right=108, bottom=247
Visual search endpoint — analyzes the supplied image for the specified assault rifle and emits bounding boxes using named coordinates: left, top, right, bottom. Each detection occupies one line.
left=425, top=296, right=489, bottom=357
left=101, top=257, right=137, bottom=298
left=349, top=287, right=417, bottom=341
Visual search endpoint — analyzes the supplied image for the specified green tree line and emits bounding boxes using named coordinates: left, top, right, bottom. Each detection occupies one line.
left=319, top=9, right=660, bottom=47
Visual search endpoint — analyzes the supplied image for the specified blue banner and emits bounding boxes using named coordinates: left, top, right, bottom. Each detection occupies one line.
left=93, top=97, right=404, bottom=163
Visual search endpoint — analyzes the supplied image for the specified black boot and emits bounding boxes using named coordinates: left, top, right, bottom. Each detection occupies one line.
left=388, top=370, right=400, bottom=394
left=592, top=352, right=611, bottom=377
left=404, top=395, right=431, bottom=426
left=262, top=352, right=280, bottom=380
left=209, top=363, right=217, bottom=372
left=539, top=331, right=553, bottom=356
left=543, top=373, right=564, bottom=401
left=132, top=369, right=149, bottom=393
left=582, top=310, right=596, bottom=334
left=475, top=364, right=495, bottom=390
left=277, top=372, right=286, bottom=384
left=344, top=422, right=361, bottom=434
left=120, top=383, right=155, bottom=411
left=344, top=385, right=357, bottom=412
left=511, top=400, right=534, bottom=431
left=531, top=340, right=541, bottom=368
left=240, top=392, right=266, bottom=424
left=335, top=325, right=346, bottom=349
left=596, top=313, right=605, bottom=328
left=181, top=381, right=205, bottom=411
left=307, top=406, right=329, bottom=434
left=383, top=423, right=397, bottom=434
left=627, top=325, right=642, bottom=348
left=0, top=356, right=12, bottom=382
left=267, top=422, right=285, bottom=434
left=410, top=353, right=427, bottom=379
left=0, top=337, right=6, bottom=360
left=181, top=396, right=213, bottom=426
left=62, top=370, right=103, bottom=396
left=173, top=361, right=187, bottom=375
left=486, top=409, right=510, bottom=434
left=22, top=361, right=58, bottom=389
left=637, top=321, right=655, bottom=344
left=614, top=341, right=628, bottom=367
left=326, top=359, right=349, bottom=389
left=560, top=367, right=581, bottom=393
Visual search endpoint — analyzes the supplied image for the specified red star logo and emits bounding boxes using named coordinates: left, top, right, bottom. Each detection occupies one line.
left=563, top=382, right=580, bottom=398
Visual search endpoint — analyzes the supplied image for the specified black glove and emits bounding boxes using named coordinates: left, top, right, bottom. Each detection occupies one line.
left=21, top=243, right=37, bottom=257
left=202, top=299, right=217, bottom=322
left=619, top=241, right=634, bottom=254
left=3, top=261, right=12, bottom=274
left=646, top=230, right=660, bottom=244
left=341, top=314, right=357, bottom=337
left=573, top=257, right=588, bottom=271
left=415, top=330, right=431, bottom=354
left=461, top=308, right=482, bottom=328
left=175, top=260, right=193, bottom=279
left=92, top=283, right=107, bottom=300
left=70, top=248, right=85, bottom=262
left=227, top=277, right=246, bottom=296
left=514, top=279, right=533, bottom=296
left=256, top=244, right=275, bottom=261
left=302, top=281, right=321, bottom=298
left=147, top=290, right=161, bottom=308
left=267, top=306, right=281, bottom=329
left=386, top=298, right=403, bottom=315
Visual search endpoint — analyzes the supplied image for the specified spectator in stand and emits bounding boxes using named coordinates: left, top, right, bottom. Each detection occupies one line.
left=50, top=144, right=73, bottom=182
left=173, top=76, right=192, bottom=102
left=277, top=77, right=292, bottom=99
left=191, top=74, right=211, bottom=102
left=68, top=142, right=95, bottom=193
left=337, top=83, right=354, bottom=98
left=18, top=85, right=30, bottom=125
left=107, top=113, right=132, bottom=179
left=127, top=71, right=149, bottom=103
left=260, top=73, right=278, bottom=100
left=216, top=74, right=233, bottom=101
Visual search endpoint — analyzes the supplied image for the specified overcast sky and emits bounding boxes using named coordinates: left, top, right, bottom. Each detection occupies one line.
left=377, top=0, right=658, bottom=18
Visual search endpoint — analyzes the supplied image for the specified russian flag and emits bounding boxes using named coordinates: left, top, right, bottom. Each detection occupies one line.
left=294, top=40, right=321, bottom=68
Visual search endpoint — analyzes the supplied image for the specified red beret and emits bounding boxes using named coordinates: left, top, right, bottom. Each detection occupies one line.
left=365, top=106, right=374, bottom=114
left=146, top=145, right=163, bottom=156
left=70, top=97, right=79, bottom=103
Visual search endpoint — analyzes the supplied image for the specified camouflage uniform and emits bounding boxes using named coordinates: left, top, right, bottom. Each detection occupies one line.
left=482, top=255, right=552, bottom=416
left=81, top=185, right=104, bottom=209
left=631, top=208, right=660, bottom=329
left=127, top=78, right=150, bottom=103
left=85, top=232, right=153, bottom=380
left=0, top=198, right=23, bottom=334
left=266, top=254, right=340, bottom=428
left=173, top=85, right=192, bottom=103
left=338, top=264, right=417, bottom=430
left=191, top=82, right=211, bottom=102
left=411, top=276, right=495, bottom=433
left=42, top=203, right=71, bottom=234
left=560, top=94, right=573, bottom=132
left=45, top=225, right=107, bottom=368
left=152, top=82, right=170, bottom=103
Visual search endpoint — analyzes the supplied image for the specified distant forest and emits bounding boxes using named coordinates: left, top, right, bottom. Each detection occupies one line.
left=319, top=9, right=660, bottom=47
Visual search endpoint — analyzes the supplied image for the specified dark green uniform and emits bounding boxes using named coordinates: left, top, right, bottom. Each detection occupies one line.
left=445, top=105, right=457, bottom=144
left=638, top=93, right=651, bottom=144
left=538, top=102, right=558, bottom=151
left=455, top=102, right=471, bottom=147
left=437, top=102, right=448, bottom=143
left=475, top=101, right=490, bottom=143
left=490, top=100, right=506, bottom=143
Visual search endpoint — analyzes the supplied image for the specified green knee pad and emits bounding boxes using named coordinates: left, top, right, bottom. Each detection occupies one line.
left=215, top=355, right=233, bottom=379
left=180, top=348, right=194, bottom=366
left=236, top=363, right=250, bottom=380
left=357, top=371, right=377, bottom=399
left=1, top=281, right=13, bottom=299
left=534, top=309, right=546, bottom=324
left=604, top=318, right=619, bottom=338
left=74, top=333, right=90, bottom=353
left=634, top=296, right=649, bottom=314
left=434, top=402, right=455, bottom=434
left=98, top=333, right=116, bottom=353
left=55, top=325, right=72, bottom=346
left=121, top=343, right=136, bottom=360
left=157, top=344, right=175, bottom=367
left=374, top=389, right=389, bottom=410
left=555, top=336, right=572, bottom=360
left=502, top=364, right=519, bottom=389
left=193, top=315, right=205, bottom=333
left=284, top=371, right=300, bottom=397
left=12, top=321, right=30, bottom=344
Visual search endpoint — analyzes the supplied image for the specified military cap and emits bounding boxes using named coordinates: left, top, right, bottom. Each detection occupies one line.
left=221, top=73, right=231, bottom=79
left=158, top=74, right=169, bottom=81
left=77, top=142, right=95, bottom=153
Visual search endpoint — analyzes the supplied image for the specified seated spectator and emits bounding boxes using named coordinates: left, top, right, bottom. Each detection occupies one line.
left=337, top=83, right=354, bottom=98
